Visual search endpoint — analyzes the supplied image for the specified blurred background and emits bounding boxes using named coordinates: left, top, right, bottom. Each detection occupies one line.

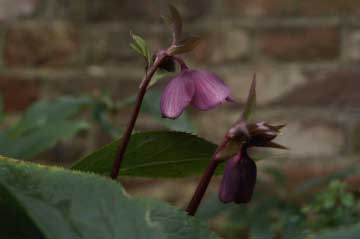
left=0, top=0, right=359, bottom=238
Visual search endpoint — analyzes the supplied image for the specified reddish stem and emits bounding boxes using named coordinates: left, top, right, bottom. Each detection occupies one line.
left=186, top=138, right=230, bottom=216
left=110, top=54, right=166, bottom=179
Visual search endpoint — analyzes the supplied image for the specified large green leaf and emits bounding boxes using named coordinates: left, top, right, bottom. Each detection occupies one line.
left=72, top=131, right=216, bottom=178
left=142, top=199, right=219, bottom=239
left=0, top=96, right=92, bottom=159
left=11, top=96, right=91, bottom=136
left=0, top=156, right=219, bottom=239
left=0, top=121, right=88, bottom=159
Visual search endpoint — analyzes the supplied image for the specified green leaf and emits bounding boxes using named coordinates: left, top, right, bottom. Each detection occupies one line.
left=72, top=131, right=216, bottom=178
left=0, top=96, right=92, bottom=159
left=92, top=101, right=122, bottom=138
left=0, top=156, right=219, bottom=239
left=0, top=121, right=88, bottom=159
left=130, top=32, right=151, bottom=65
left=11, top=96, right=91, bottom=136
left=141, top=199, right=219, bottom=239
left=130, top=42, right=144, bottom=56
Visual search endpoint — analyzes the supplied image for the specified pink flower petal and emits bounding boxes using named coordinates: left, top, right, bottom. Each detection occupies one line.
left=190, top=70, right=231, bottom=110
left=160, top=71, right=195, bottom=119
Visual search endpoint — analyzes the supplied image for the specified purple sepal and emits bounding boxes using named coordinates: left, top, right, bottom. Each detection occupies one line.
left=160, top=69, right=232, bottom=119
left=219, top=151, right=257, bottom=204
left=191, top=70, right=232, bottom=110
left=160, top=70, right=195, bottom=119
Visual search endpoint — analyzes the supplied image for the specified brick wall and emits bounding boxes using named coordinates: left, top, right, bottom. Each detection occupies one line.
left=0, top=0, right=359, bottom=174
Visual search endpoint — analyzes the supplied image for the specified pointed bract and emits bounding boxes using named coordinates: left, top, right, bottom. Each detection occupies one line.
left=160, top=70, right=195, bottom=119
left=169, top=36, right=201, bottom=55
left=241, top=74, right=256, bottom=121
left=191, top=70, right=232, bottom=110
left=169, top=4, right=182, bottom=44
left=219, top=152, right=257, bottom=204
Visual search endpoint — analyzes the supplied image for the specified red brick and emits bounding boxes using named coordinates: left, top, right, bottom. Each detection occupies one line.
left=44, top=75, right=138, bottom=100
left=224, top=0, right=360, bottom=17
left=191, top=28, right=250, bottom=64
left=87, top=0, right=209, bottom=22
left=259, top=28, right=340, bottom=61
left=4, top=23, right=80, bottom=68
left=224, top=0, right=295, bottom=17
left=298, top=0, right=360, bottom=16
left=273, top=66, right=360, bottom=106
left=0, top=77, right=40, bottom=112
left=83, top=26, right=169, bottom=65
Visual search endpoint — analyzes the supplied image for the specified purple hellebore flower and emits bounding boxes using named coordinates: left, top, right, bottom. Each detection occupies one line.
left=217, top=77, right=287, bottom=204
left=219, top=150, right=257, bottom=204
left=218, top=121, right=286, bottom=204
left=160, top=69, right=232, bottom=119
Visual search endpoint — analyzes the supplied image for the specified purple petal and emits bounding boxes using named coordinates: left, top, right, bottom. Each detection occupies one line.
left=190, top=70, right=231, bottom=110
left=160, top=70, right=195, bottom=119
left=219, top=151, right=257, bottom=204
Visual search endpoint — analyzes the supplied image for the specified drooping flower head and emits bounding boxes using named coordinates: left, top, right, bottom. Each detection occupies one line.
left=218, top=77, right=286, bottom=204
left=160, top=68, right=232, bottom=119
left=219, top=149, right=256, bottom=203
left=148, top=5, right=232, bottom=119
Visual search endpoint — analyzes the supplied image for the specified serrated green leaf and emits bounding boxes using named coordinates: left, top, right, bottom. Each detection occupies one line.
left=0, top=156, right=219, bottom=239
left=0, top=121, right=88, bottom=159
left=72, top=131, right=216, bottom=178
left=141, top=199, right=219, bottom=239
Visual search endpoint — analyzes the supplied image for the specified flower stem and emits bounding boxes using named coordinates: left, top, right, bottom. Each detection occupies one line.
left=110, top=54, right=166, bottom=179
left=186, top=138, right=229, bottom=216
left=186, top=159, right=219, bottom=216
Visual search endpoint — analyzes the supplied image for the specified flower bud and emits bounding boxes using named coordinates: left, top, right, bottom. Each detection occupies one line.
left=219, top=150, right=257, bottom=204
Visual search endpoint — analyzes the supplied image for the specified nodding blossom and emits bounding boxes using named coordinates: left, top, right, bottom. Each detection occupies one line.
left=160, top=69, right=232, bottom=119
left=218, top=121, right=286, bottom=204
